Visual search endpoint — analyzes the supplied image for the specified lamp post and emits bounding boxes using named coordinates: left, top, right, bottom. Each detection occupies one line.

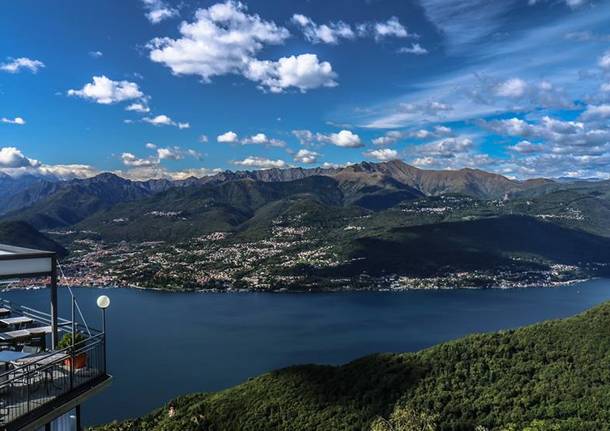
left=96, top=295, right=110, bottom=374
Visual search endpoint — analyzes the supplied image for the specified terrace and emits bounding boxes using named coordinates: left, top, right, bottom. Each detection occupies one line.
left=0, top=244, right=111, bottom=431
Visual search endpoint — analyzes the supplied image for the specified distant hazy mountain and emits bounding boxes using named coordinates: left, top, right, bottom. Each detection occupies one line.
left=0, top=160, right=580, bottom=231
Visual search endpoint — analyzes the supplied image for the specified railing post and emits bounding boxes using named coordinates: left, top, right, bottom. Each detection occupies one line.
left=51, top=256, right=59, bottom=349
left=102, top=309, right=107, bottom=375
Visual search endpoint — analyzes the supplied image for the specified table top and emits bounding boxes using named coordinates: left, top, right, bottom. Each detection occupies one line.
left=14, top=352, right=68, bottom=366
left=0, top=308, right=10, bottom=315
left=0, top=350, right=30, bottom=362
left=0, top=329, right=31, bottom=340
left=0, top=316, right=33, bottom=325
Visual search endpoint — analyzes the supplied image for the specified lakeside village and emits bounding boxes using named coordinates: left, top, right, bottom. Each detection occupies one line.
left=4, top=196, right=594, bottom=292
left=12, top=233, right=589, bottom=292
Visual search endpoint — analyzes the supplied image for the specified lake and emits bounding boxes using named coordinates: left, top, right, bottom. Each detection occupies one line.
left=3, top=279, right=610, bottom=426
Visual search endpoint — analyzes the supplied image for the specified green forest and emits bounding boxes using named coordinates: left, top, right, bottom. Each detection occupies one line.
left=92, top=300, right=610, bottom=431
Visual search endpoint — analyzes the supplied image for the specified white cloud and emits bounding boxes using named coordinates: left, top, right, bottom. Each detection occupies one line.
left=199, top=135, right=209, bottom=143
left=370, top=17, right=410, bottom=39
left=145, top=142, right=157, bottom=149
left=292, top=129, right=363, bottom=148
left=217, top=131, right=239, bottom=143
left=89, top=51, right=103, bottom=58
left=0, top=147, right=96, bottom=180
left=233, top=156, right=287, bottom=169
left=508, top=140, right=544, bottom=154
left=142, top=114, right=190, bottom=128
left=1, top=117, right=26, bottom=125
left=68, top=76, right=144, bottom=104
left=293, top=149, right=320, bottom=164
left=157, top=147, right=183, bottom=160
left=599, top=51, right=610, bottom=71
left=0, top=147, right=38, bottom=168
left=397, top=43, right=428, bottom=55
left=364, top=148, right=398, bottom=161
left=141, top=0, right=178, bottom=24
left=242, top=133, right=286, bottom=147
left=291, top=14, right=355, bottom=44
left=372, top=131, right=405, bottom=146
left=0, top=57, right=45, bottom=73
left=147, top=2, right=336, bottom=93
left=121, top=152, right=157, bottom=167
left=115, top=166, right=221, bottom=181
left=148, top=1, right=288, bottom=81
left=292, top=130, right=316, bottom=146
left=495, top=78, right=528, bottom=98
left=292, top=14, right=413, bottom=44
left=325, top=130, right=363, bottom=148
left=245, top=54, right=337, bottom=93
left=126, top=102, right=150, bottom=113
left=580, top=104, right=610, bottom=121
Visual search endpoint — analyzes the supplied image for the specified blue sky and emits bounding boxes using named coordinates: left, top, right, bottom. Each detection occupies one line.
left=1, top=0, right=610, bottom=180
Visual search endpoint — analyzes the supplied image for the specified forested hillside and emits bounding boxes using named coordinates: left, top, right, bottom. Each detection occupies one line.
left=92, top=301, right=610, bottom=431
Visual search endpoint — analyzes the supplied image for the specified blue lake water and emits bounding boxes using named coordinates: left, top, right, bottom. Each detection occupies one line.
left=3, top=279, right=610, bottom=426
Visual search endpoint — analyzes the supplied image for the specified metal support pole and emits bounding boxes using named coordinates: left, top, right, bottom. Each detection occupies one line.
left=76, top=404, right=82, bottom=431
left=51, top=255, right=59, bottom=349
left=102, top=308, right=107, bottom=374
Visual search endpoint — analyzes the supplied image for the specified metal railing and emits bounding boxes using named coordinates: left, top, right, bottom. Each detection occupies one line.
left=0, top=330, right=107, bottom=427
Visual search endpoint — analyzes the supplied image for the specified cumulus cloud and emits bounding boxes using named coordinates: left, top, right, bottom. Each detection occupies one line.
left=121, top=152, right=157, bottom=167
left=121, top=145, right=201, bottom=168
left=364, top=148, right=399, bottom=161
left=233, top=156, right=287, bottom=169
left=293, top=149, right=320, bottom=164
left=0, top=57, right=45, bottom=73
left=68, top=76, right=144, bottom=104
left=199, top=135, right=209, bottom=143
left=1, top=117, right=26, bottom=125
left=142, top=114, right=189, bottom=128
left=372, top=131, right=405, bottom=146
left=580, top=104, right=610, bottom=121
left=397, top=43, right=428, bottom=55
left=324, top=130, right=363, bottom=148
left=89, top=51, right=103, bottom=58
left=0, top=147, right=98, bottom=179
left=141, top=0, right=178, bottom=24
left=508, top=140, right=545, bottom=154
left=0, top=147, right=38, bottom=168
left=245, top=54, right=337, bottom=93
left=368, top=17, right=411, bottom=40
left=147, top=2, right=336, bottom=93
left=148, top=2, right=288, bottom=81
left=217, top=131, right=239, bottom=143
left=242, top=133, right=286, bottom=147
left=126, top=102, right=150, bottom=113
left=291, top=129, right=363, bottom=148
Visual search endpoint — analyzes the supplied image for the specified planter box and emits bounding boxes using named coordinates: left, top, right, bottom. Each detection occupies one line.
left=64, top=353, right=87, bottom=369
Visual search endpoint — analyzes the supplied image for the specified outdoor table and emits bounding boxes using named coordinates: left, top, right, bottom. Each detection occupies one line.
left=0, top=317, right=33, bottom=330
left=13, top=353, right=68, bottom=367
left=0, top=308, right=10, bottom=317
left=0, top=330, right=32, bottom=342
left=0, top=351, right=29, bottom=363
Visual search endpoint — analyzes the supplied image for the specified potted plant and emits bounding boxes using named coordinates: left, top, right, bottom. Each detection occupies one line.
left=58, top=332, right=88, bottom=369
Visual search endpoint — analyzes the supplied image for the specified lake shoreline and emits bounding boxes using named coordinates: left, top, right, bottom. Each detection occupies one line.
left=2, top=276, right=594, bottom=294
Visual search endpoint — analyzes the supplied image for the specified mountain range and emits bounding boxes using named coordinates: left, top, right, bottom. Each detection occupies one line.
left=2, top=160, right=609, bottom=290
